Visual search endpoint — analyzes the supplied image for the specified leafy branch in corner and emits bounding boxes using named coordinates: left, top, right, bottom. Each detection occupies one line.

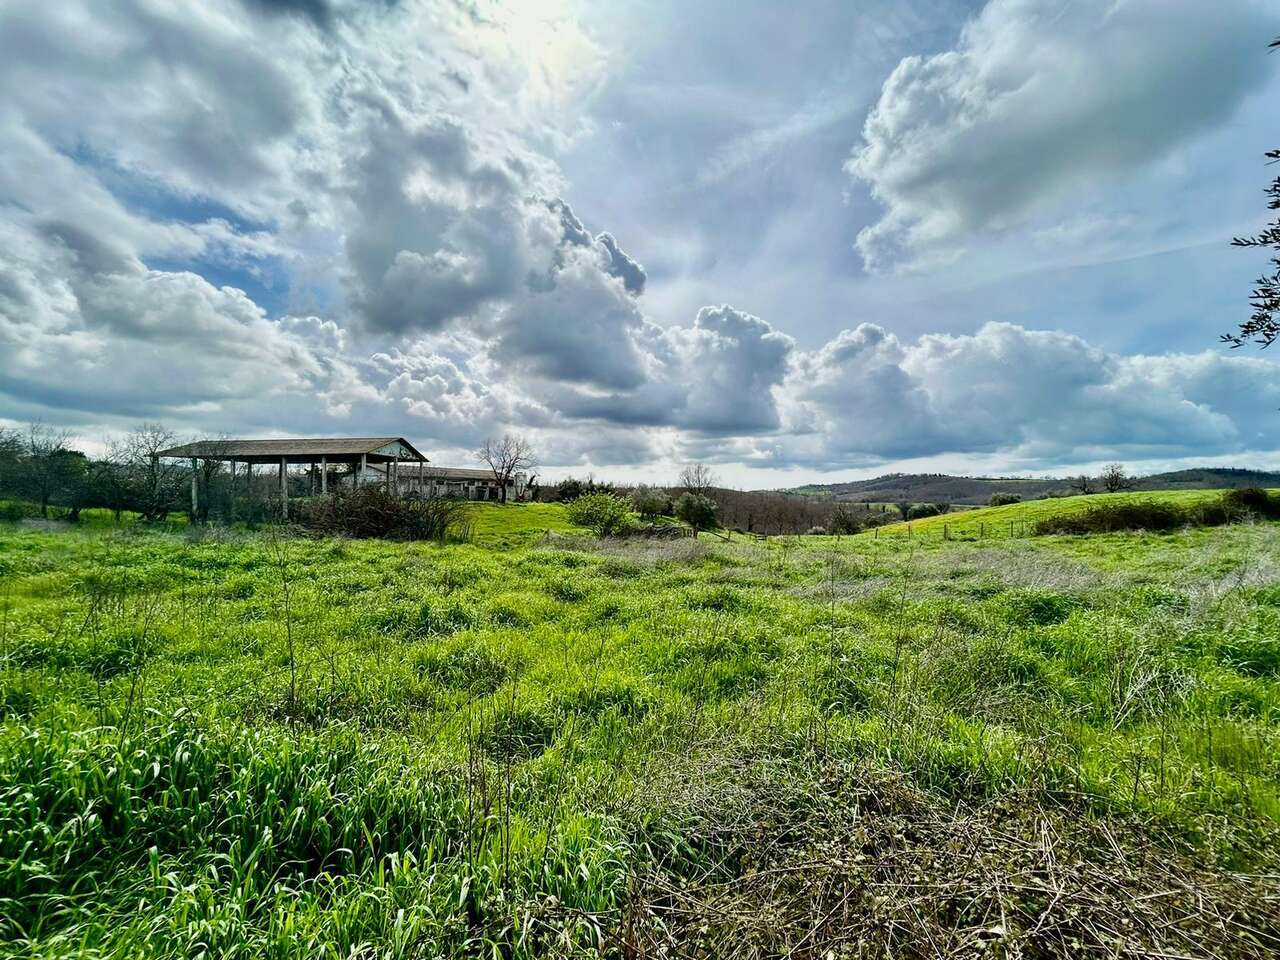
left=1226, top=37, right=1280, bottom=348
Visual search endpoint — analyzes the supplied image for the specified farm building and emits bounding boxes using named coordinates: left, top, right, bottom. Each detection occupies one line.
left=157, top=436, right=523, bottom=514
left=361, top=463, right=527, bottom=501
left=157, top=436, right=428, bottom=517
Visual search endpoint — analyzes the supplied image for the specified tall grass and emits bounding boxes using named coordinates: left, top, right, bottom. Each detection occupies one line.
left=0, top=518, right=1277, bottom=955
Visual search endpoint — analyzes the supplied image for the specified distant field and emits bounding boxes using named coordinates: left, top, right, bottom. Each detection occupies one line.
left=869, top=489, right=1261, bottom=539
left=1, top=509, right=1278, bottom=956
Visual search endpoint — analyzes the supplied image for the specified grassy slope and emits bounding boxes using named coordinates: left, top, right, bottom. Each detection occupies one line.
left=870, top=488, right=1254, bottom=538
left=0, top=520, right=1277, bottom=956
left=464, top=501, right=585, bottom=547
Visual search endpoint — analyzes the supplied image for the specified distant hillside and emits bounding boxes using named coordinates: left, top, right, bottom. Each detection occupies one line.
left=788, top=468, right=1280, bottom=505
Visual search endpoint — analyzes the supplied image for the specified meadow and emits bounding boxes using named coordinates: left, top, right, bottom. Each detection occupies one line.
left=1, top=497, right=1278, bottom=958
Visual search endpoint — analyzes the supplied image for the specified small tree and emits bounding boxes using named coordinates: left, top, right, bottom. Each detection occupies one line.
left=18, top=423, right=78, bottom=518
left=1100, top=463, right=1134, bottom=494
left=907, top=502, right=945, bottom=520
left=675, top=492, right=717, bottom=538
left=1070, top=475, right=1094, bottom=495
left=830, top=502, right=861, bottom=535
left=476, top=434, right=537, bottom=505
left=0, top=427, right=23, bottom=498
left=678, top=462, right=716, bottom=497
left=988, top=492, right=1021, bottom=507
left=89, top=454, right=134, bottom=523
left=566, top=492, right=632, bottom=537
left=119, top=423, right=185, bottom=521
left=1227, top=37, right=1280, bottom=349
left=631, top=484, right=670, bottom=521
left=893, top=502, right=912, bottom=521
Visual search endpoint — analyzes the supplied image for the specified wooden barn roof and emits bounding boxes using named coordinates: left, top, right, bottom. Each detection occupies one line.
left=158, top=437, right=427, bottom=463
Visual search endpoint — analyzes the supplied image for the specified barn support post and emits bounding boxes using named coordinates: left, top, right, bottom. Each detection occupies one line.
left=279, top=456, right=288, bottom=520
left=190, top=458, right=199, bottom=521
left=360, top=454, right=367, bottom=488
left=229, top=460, right=237, bottom=523
left=321, top=456, right=327, bottom=495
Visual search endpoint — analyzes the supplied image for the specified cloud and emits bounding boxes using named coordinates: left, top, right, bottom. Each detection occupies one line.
left=674, top=305, right=795, bottom=433
left=848, top=0, right=1276, bottom=270
left=492, top=245, right=650, bottom=390
left=535, top=303, right=795, bottom=436
left=240, top=0, right=333, bottom=29
left=0, top=225, right=359, bottom=423
left=594, top=232, right=647, bottom=295
left=780, top=322, right=1280, bottom=468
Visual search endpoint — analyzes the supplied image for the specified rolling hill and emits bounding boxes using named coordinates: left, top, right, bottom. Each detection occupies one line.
left=789, top=467, right=1280, bottom=505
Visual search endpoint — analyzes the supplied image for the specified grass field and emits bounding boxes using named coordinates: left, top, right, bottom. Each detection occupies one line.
left=1, top=504, right=1278, bottom=957
left=870, top=488, right=1271, bottom=539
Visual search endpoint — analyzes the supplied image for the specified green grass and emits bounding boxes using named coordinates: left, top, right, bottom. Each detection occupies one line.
left=0, top=517, right=1278, bottom=956
left=870, top=488, right=1266, bottom=539
left=464, top=501, right=586, bottom=547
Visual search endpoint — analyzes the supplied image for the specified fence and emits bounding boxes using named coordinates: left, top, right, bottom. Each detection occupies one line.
left=871, top=519, right=1034, bottom=541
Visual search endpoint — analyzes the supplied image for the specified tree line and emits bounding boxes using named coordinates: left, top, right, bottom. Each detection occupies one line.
left=0, top=423, right=187, bottom=522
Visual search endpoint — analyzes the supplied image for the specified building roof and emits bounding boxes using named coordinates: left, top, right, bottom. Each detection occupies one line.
left=370, top=463, right=505, bottom=482
left=158, top=437, right=427, bottom=463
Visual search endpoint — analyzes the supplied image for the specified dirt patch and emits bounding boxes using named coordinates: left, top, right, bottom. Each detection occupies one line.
left=612, top=746, right=1280, bottom=959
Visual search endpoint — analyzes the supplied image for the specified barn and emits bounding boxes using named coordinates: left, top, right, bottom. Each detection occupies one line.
left=157, top=436, right=428, bottom=517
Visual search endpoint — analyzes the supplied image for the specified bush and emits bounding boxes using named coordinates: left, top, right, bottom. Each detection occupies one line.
left=1035, top=500, right=1190, bottom=535
left=631, top=484, right=671, bottom=521
left=1035, top=489, right=1280, bottom=537
left=674, top=493, right=718, bottom=537
left=300, top=486, right=466, bottom=541
left=908, top=502, right=946, bottom=520
left=554, top=475, right=616, bottom=502
left=988, top=492, right=1022, bottom=507
left=830, top=503, right=861, bottom=534
left=566, top=493, right=633, bottom=537
left=1219, top=487, right=1280, bottom=520
left=0, top=502, right=26, bottom=523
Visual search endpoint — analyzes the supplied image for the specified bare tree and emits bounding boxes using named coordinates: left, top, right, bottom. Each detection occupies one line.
left=678, top=462, right=717, bottom=497
left=20, top=423, right=77, bottom=518
left=120, top=423, right=184, bottom=521
left=476, top=434, right=537, bottom=504
left=1070, top=475, right=1094, bottom=495
left=1100, top=463, right=1134, bottom=494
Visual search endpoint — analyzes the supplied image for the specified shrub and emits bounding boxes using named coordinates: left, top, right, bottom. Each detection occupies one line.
left=1219, top=487, right=1280, bottom=520
left=988, top=492, right=1022, bottom=507
left=908, top=502, right=946, bottom=520
left=566, top=492, right=633, bottom=537
left=300, top=486, right=466, bottom=541
left=830, top=503, right=861, bottom=534
left=554, top=475, right=616, bottom=502
left=1035, top=489, right=1280, bottom=536
left=631, top=484, right=671, bottom=521
left=674, top=493, right=718, bottom=537
left=0, top=502, right=26, bottom=523
left=1035, top=500, right=1190, bottom=535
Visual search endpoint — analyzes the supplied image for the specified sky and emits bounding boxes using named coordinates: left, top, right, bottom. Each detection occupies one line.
left=1, top=0, right=1279, bottom=487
